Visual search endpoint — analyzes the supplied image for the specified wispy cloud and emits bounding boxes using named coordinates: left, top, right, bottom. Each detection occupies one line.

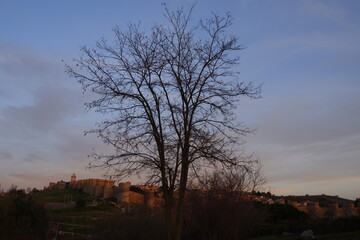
left=0, top=43, right=109, bottom=190
left=302, top=0, right=346, bottom=22
left=301, top=176, right=360, bottom=184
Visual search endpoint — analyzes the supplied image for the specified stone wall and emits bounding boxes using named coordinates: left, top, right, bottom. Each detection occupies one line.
left=104, top=180, right=114, bottom=198
left=115, top=182, right=131, bottom=204
left=129, top=191, right=145, bottom=205
left=47, top=178, right=161, bottom=208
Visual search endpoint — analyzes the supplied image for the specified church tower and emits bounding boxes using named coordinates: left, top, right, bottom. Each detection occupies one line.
left=71, top=173, right=76, bottom=182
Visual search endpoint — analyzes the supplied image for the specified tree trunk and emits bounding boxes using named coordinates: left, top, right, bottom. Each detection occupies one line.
left=174, top=156, right=190, bottom=240
left=164, top=191, right=173, bottom=240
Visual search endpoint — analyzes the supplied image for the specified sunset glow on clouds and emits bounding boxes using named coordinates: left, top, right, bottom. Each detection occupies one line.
left=0, top=0, right=359, bottom=199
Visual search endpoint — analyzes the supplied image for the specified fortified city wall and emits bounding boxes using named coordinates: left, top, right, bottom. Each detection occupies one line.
left=47, top=175, right=359, bottom=218
left=47, top=174, right=160, bottom=208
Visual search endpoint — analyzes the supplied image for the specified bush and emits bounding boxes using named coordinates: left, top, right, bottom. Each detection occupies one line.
left=0, top=191, right=48, bottom=240
left=183, top=194, right=267, bottom=240
left=255, top=204, right=360, bottom=236
left=308, top=216, right=360, bottom=234
left=268, top=203, right=309, bottom=222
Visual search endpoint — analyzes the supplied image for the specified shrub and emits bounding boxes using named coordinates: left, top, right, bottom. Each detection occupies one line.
left=0, top=190, right=48, bottom=240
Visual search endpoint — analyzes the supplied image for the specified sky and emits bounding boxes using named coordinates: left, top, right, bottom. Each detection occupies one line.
left=0, top=0, right=359, bottom=200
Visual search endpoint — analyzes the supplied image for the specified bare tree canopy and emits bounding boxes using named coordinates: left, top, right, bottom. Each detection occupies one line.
left=67, top=5, right=260, bottom=240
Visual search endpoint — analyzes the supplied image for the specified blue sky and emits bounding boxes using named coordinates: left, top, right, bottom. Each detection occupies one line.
left=0, top=0, right=359, bottom=199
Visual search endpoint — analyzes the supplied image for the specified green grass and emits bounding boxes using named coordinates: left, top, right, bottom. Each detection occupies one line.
left=31, top=189, right=119, bottom=234
left=31, top=188, right=89, bottom=203
left=250, top=231, right=360, bottom=240
left=48, top=205, right=120, bottom=234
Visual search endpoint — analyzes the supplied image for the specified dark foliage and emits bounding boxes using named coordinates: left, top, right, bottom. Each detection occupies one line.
left=268, top=203, right=309, bottom=222
left=75, top=195, right=86, bottom=208
left=255, top=202, right=360, bottom=236
left=308, top=216, right=360, bottom=234
left=0, top=190, right=48, bottom=240
left=183, top=195, right=267, bottom=240
left=181, top=168, right=267, bottom=240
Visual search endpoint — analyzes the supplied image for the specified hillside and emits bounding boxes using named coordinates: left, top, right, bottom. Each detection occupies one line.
left=280, top=195, right=354, bottom=206
left=31, top=188, right=89, bottom=203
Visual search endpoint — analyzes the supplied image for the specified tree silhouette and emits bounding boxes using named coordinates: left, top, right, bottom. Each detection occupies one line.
left=67, top=5, right=260, bottom=240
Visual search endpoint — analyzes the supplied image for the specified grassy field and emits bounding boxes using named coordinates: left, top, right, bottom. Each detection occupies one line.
left=31, top=188, right=120, bottom=235
left=250, top=231, right=360, bottom=240
left=48, top=205, right=120, bottom=234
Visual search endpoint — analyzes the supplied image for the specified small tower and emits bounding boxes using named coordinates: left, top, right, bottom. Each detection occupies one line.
left=71, top=173, right=76, bottom=183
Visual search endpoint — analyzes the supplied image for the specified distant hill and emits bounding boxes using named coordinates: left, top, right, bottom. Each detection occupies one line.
left=278, top=194, right=353, bottom=206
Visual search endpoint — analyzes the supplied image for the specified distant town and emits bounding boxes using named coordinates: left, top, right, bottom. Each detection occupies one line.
left=2, top=173, right=360, bottom=239
left=44, top=174, right=360, bottom=219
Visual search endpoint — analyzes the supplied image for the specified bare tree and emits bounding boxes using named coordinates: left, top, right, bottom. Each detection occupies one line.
left=185, top=163, right=266, bottom=239
left=67, top=5, right=260, bottom=240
